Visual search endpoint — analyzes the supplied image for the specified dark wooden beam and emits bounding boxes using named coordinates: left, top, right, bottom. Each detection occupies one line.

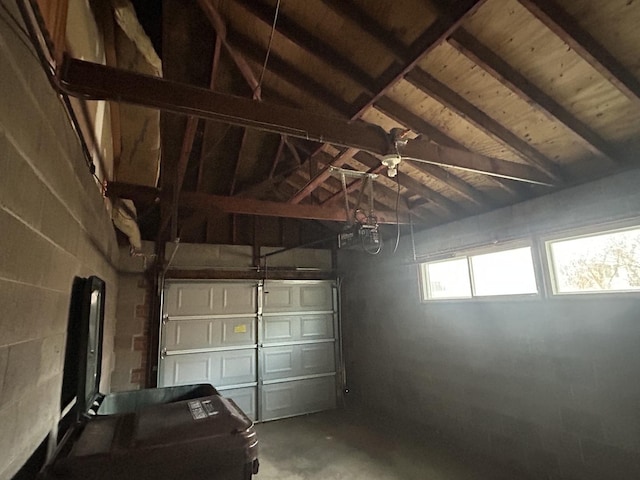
left=374, top=97, right=527, bottom=197
left=449, top=28, right=621, bottom=165
left=404, top=68, right=565, bottom=183
left=59, top=57, right=390, bottom=153
left=518, top=0, right=640, bottom=104
left=106, top=182, right=412, bottom=224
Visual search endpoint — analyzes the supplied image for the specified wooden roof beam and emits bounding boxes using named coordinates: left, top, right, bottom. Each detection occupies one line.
left=404, top=68, right=565, bottom=183
left=448, top=28, right=622, bottom=166
left=518, top=0, right=640, bottom=105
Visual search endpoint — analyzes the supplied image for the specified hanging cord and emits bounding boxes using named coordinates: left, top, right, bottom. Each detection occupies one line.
left=340, top=171, right=352, bottom=224
left=392, top=164, right=401, bottom=253
left=255, top=0, right=281, bottom=96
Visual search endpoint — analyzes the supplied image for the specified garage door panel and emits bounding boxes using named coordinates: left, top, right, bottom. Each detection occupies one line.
left=262, top=376, right=336, bottom=421
left=161, top=350, right=256, bottom=387
left=263, top=314, right=333, bottom=343
left=263, top=317, right=296, bottom=342
left=263, top=282, right=332, bottom=313
left=262, top=343, right=334, bottom=381
left=300, top=314, right=334, bottom=339
left=165, top=282, right=256, bottom=316
left=163, top=316, right=256, bottom=351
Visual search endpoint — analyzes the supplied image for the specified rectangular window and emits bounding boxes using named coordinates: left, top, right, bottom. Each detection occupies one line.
left=422, top=258, right=472, bottom=299
left=471, top=247, right=538, bottom=296
left=547, top=227, right=640, bottom=294
left=420, top=246, right=538, bottom=300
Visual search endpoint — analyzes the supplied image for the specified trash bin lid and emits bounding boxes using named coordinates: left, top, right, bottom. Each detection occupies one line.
left=76, top=276, right=106, bottom=415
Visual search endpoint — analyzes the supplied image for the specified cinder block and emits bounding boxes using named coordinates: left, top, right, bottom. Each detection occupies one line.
left=0, top=339, right=42, bottom=408
left=0, top=136, right=45, bottom=230
left=0, top=401, right=19, bottom=480
left=39, top=333, right=65, bottom=384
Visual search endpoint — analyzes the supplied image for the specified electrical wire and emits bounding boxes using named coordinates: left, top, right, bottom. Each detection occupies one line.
left=392, top=165, right=401, bottom=253
left=256, top=0, right=281, bottom=95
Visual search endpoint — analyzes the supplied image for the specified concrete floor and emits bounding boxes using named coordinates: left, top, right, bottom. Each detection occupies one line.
left=254, top=408, right=523, bottom=480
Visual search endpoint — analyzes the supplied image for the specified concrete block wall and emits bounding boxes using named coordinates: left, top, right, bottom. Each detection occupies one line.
left=0, top=4, right=119, bottom=478
left=339, top=169, right=640, bottom=480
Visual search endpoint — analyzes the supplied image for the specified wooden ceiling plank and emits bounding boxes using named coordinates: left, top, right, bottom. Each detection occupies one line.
left=404, top=67, right=565, bottom=183
left=353, top=0, right=487, bottom=118
left=373, top=96, right=526, bottom=197
left=518, top=0, right=640, bottom=105
left=227, top=29, right=352, bottom=113
left=449, top=28, right=622, bottom=166
left=319, top=0, right=408, bottom=64
left=233, top=0, right=377, bottom=91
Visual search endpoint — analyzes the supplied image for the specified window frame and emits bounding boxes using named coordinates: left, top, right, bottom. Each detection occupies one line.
left=419, top=241, right=541, bottom=302
left=542, top=221, right=640, bottom=296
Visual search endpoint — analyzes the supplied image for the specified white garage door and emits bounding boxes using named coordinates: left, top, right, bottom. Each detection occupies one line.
left=159, top=280, right=339, bottom=421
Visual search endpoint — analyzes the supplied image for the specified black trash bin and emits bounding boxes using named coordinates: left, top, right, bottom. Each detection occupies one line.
left=40, top=276, right=259, bottom=480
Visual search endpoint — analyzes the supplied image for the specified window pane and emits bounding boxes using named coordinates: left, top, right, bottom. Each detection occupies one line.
left=549, top=228, right=640, bottom=293
left=470, top=247, right=537, bottom=296
left=425, top=258, right=472, bottom=299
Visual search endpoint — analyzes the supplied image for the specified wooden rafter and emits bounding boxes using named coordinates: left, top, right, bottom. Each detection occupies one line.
left=518, top=0, right=640, bottom=105
left=404, top=68, right=565, bottom=183
left=448, top=28, right=622, bottom=166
